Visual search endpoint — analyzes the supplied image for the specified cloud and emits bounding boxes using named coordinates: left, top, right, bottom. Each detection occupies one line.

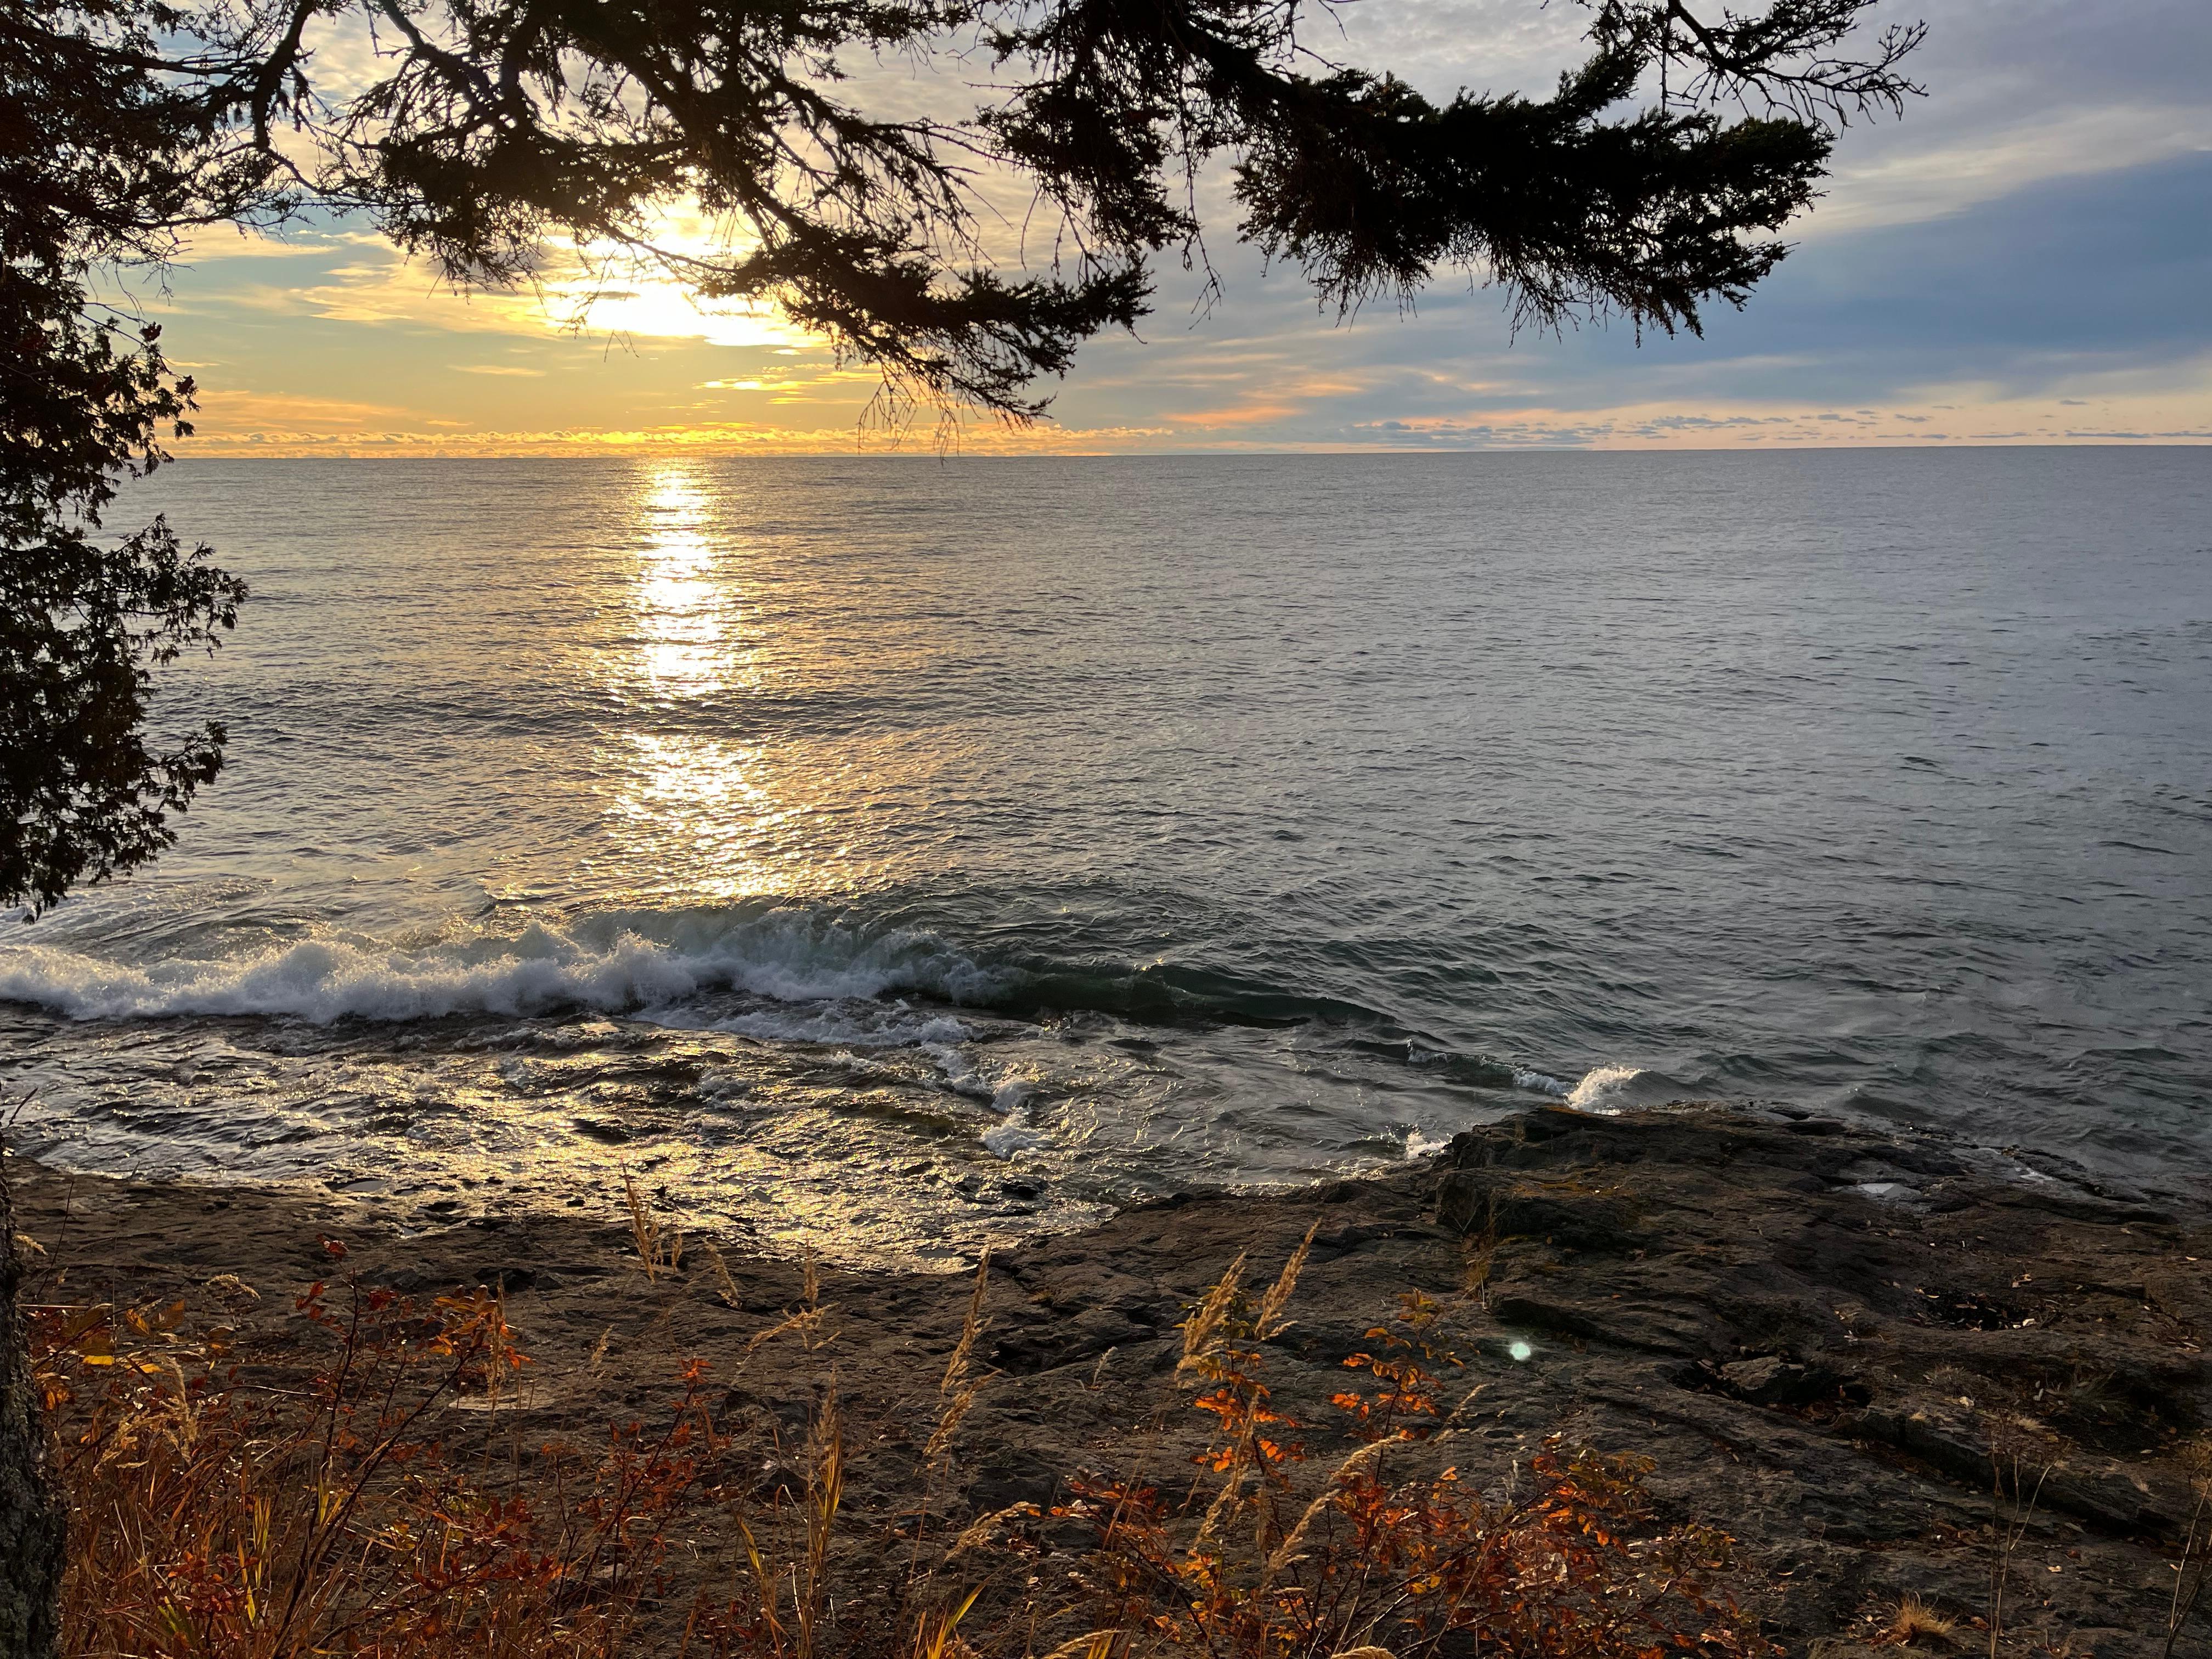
left=183, top=417, right=1179, bottom=457
left=1590, top=149, right=2212, bottom=403
left=134, top=0, right=2212, bottom=452
left=193, top=388, right=432, bottom=433
left=1169, top=402, right=1304, bottom=427
left=1023, top=138, right=2212, bottom=445
left=1810, top=101, right=2212, bottom=236
left=184, top=227, right=811, bottom=350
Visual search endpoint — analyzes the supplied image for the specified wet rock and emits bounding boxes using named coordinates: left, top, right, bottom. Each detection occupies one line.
left=990, top=1307, right=1129, bottom=1375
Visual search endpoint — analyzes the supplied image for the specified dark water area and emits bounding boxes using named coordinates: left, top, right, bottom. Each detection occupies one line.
left=5, top=450, right=2207, bottom=1262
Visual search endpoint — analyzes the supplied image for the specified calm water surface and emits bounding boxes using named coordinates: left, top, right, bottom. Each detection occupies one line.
left=5, top=451, right=2208, bottom=1261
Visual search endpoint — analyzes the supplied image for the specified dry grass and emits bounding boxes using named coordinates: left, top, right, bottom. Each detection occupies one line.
left=621, top=1165, right=685, bottom=1283
left=1458, top=1195, right=1499, bottom=1306
left=1888, top=1594, right=1959, bottom=1646
left=1062, top=1244, right=1774, bottom=1658
left=744, top=1246, right=832, bottom=1355
left=1980, top=1410, right=2064, bottom=1658
left=29, top=1229, right=1782, bottom=1659
left=922, top=1252, right=989, bottom=1467
left=2164, top=1436, right=2212, bottom=1659
left=32, top=1264, right=708, bottom=1658
left=729, top=1381, right=847, bottom=1659
left=703, top=1238, right=746, bottom=1308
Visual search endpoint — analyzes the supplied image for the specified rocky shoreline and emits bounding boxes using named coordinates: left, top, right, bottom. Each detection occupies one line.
left=13, top=1102, right=2209, bottom=1655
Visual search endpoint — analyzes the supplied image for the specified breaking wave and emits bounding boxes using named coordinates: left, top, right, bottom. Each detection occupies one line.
left=1563, top=1064, right=1696, bottom=1113
left=0, top=905, right=1007, bottom=1025
left=0, top=898, right=1584, bottom=1093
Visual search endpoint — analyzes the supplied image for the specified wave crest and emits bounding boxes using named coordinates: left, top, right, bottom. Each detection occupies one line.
left=0, top=905, right=1007, bottom=1025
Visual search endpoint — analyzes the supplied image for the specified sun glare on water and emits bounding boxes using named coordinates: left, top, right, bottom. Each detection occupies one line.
left=633, top=470, right=727, bottom=693
left=592, top=465, right=885, bottom=902
left=606, top=467, right=767, bottom=898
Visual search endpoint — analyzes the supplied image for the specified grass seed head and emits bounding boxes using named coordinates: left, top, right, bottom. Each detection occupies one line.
left=1889, top=1593, right=1959, bottom=1645
left=1176, top=1250, right=1248, bottom=1383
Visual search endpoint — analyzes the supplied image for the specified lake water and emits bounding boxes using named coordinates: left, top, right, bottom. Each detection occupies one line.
left=5, top=450, right=2208, bottom=1261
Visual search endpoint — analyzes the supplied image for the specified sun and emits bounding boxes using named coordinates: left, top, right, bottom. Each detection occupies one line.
left=529, top=207, right=813, bottom=349
left=538, top=263, right=806, bottom=350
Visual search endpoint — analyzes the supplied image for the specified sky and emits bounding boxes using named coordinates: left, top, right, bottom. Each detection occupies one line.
left=147, top=0, right=2212, bottom=455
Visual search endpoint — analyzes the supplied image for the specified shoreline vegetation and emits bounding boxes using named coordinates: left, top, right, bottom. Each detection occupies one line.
left=12, top=1103, right=2210, bottom=1656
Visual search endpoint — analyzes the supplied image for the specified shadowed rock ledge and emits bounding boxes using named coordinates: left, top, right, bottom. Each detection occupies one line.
left=14, top=1101, right=2208, bottom=1655
left=1425, top=1105, right=2208, bottom=1654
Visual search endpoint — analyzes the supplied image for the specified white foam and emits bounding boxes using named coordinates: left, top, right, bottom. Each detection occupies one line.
left=1564, top=1064, right=1646, bottom=1113
left=932, top=1064, right=1048, bottom=1156
left=693, top=1068, right=756, bottom=1102
left=981, top=1119, right=1048, bottom=1158
left=1514, top=1068, right=1571, bottom=1096
left=981, top=1082, right=1047, bottom=1158
left=0, top=907, right=1006, bottom=1026
left=927, top=1044, right=1001, bottom=1102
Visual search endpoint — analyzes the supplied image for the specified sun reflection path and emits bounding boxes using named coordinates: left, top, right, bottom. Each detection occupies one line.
left=600, top=464, right=879, bottom=902
left=634, top=468, right=729, bottom=695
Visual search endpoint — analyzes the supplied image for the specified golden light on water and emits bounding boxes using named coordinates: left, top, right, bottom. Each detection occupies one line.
left=607, top=466, right=760, bottom=896
left=633, top=468, right=729, bottom=695
left=599, top=464, right=881, bottom=900
left=614, top=733, right=782, bottom=900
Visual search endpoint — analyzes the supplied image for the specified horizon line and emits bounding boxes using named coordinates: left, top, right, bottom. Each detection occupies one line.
left=168, top=439, right=2212, bottom=460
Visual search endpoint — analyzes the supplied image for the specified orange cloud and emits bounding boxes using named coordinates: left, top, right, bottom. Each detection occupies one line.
left=1167, top=402, right=1302, bottom=427
left=183, top=416, right=1178, bottom=458
left=191, top=388, right=433, bottom=436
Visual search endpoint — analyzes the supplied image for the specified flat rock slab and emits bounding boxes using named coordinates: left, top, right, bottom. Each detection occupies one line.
left=1431, top=1105, right=2210, bottom=1652
left=13, top=1101, right=2209, bottom=1656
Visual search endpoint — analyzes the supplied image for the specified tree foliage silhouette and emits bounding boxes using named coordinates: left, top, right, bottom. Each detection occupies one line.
left=3, top=0, right=268, bottom=915
left=12, top=0, right=1925, bottom=430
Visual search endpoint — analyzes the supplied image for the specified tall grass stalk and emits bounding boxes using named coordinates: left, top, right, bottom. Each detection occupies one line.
left=622, top=1166, right=685, bottom=1283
